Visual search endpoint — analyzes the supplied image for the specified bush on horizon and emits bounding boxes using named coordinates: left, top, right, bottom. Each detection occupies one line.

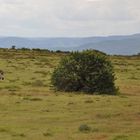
left=51, top=50, right=118, bottom=95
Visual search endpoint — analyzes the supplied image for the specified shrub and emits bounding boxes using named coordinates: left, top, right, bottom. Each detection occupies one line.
left=79, top=124, right=91, bottom=132
left=51, top=50, right=118, bottom=94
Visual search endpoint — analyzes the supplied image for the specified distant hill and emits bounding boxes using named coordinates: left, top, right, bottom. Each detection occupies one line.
left=0, top=33, right=140, bottom=55
left=78, top=35, right=140, bottom=55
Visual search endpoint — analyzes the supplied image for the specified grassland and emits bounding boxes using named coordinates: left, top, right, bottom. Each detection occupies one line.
left=0, top=49, right=139, bottom=140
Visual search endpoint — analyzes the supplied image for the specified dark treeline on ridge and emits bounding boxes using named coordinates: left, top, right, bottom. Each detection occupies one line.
left=0, top=46, right=139, bottom=57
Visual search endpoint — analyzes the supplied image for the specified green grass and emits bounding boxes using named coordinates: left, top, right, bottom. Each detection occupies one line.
left=0, top=49, right=140, bottom=140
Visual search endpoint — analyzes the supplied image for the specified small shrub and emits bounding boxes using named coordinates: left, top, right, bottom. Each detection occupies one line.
left=51, top=50, right=118, bottom=94
left=43, top=132, right=53, bottom=137
left=79, top=124, right=91, bottom=132
left=19, top=133, right=26, bottom=137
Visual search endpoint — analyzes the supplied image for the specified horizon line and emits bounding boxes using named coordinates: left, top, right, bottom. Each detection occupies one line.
left=0, top=32, right=140, bottom=39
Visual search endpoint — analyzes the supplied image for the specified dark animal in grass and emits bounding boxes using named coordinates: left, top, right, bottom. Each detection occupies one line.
left=0, top=70, right=4, bottom=80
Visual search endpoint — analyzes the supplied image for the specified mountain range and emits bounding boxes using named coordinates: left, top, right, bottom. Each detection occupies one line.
left=0, top=33, right=140, bottom=55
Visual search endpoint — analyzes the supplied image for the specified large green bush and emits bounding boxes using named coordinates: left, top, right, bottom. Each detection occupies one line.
left=51, top=50, right=118, bottom=94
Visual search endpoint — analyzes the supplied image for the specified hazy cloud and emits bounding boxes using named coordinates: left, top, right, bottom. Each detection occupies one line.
left=0, top=0, right=140, bottom=37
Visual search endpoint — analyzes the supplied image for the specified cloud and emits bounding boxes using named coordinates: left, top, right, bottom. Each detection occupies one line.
left=0, top=0, right=140, bottom=37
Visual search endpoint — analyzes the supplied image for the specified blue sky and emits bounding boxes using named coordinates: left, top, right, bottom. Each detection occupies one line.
left=0, top=0, right=140, bottom=37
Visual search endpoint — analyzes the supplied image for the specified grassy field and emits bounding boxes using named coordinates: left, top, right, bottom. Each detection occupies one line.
left=0, top=49, right=140, bottom=140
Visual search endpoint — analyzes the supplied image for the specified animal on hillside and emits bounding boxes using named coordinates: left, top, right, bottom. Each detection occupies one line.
left=0, top=70, right=4, bottom=80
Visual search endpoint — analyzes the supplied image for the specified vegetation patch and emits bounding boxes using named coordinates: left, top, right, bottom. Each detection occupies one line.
left=43, top=132, right=53, bottom=137
left=113, top=135, right=128, bottom=140
left=23, top=97, right=43, bottom=101
left=79, top=124, right=91, bottom=133
left=52, top=50, right=118, bottom=94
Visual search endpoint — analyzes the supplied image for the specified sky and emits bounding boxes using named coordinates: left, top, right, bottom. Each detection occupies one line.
left=0, top=0, right=140, bottom=37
